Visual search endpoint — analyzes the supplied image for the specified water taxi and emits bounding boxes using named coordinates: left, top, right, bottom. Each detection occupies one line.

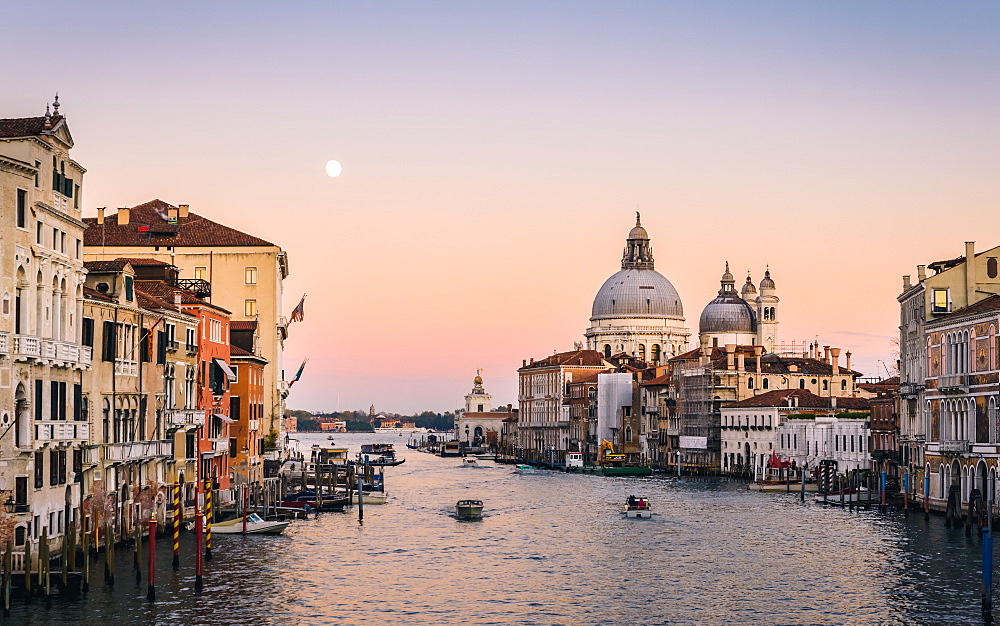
left=461, top=457, right=479, bottom=468
left=513, top=464, right=535, bottom=474
left=211, top=513, right=290, bottom=535
left=456, top=499, right=484, bottom=519
left=624, top=496, right=652, bottom=519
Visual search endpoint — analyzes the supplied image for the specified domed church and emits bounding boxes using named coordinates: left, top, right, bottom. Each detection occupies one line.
left=699, top=264, right=779, bottom=353
left=585, top=214, right=691, bottom=363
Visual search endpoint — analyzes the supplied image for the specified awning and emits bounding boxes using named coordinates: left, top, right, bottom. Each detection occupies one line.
left=214, top=358, right=237, bottom=382
left=213, top=413, right=235, bottom=423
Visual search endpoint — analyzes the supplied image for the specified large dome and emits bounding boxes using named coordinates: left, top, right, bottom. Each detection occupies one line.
left=699, top=293, right=757, bottom=333
left=591, top=269, right=684, bottom=320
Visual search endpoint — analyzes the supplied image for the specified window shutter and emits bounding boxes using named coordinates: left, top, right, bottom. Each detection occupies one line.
left=102, top=321, right=116, bottom=361
left=34, top=380, right=43, bottom=420
left=73, top=384, right=82, bottom=421
left=59, top=382, right=67, bottom=421
left=157, top=330, right=167, bottom=364
left=140, top=331, right=150, bottom=363
left=231, top=396, right=241, bottom=421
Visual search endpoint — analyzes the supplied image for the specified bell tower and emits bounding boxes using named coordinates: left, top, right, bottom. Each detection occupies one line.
left=756, top=268, right=779, bottom=353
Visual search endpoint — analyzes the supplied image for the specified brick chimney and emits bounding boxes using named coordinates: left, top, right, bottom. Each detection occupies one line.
left=917, top=264, right=926, bottom=281
left=845, top=351, right=852, bottom=372
left=966, top=241, right=976, bottom=305
left=902, top=275, right=911, bottom=290
left=96, top=207, right=105, bottom=225
left=726, top=344, right=736, bottom=370
left=830, top=347, right=841, bottom=375
left=167, top=206, right=178, bottom=223
left=737, top=352, right=745, bottom=372
left=754, top=346, right=763, bottom=373
left=179, top=204, right=190, bottom=218
left=118, top=207, right=130, bottom=225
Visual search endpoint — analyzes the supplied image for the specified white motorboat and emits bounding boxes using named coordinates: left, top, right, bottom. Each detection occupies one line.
left=351, top=491, right=388, bottom=505
left=211, top=513, right=290, bottom=535
left=456, top=499, right=484, bottom=519
left=461, top=457, right=479, bottom=468
left=624, top=496, right=652, bottom=519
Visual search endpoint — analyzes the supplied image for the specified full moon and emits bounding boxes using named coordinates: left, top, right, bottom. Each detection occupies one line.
left=325, top=160, right=343, bottom=177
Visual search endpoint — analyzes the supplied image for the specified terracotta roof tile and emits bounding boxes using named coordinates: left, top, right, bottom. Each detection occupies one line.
left=83, top=286, right=114, bottom=302
left=0, top=115, right=64, bottom=138
left=938, top=294, right=1000, bottom=319
left=728, top=389, right=870, bottom=410
left=84, top=260, right=131, bottom=273
left=641, top=374, right=671, bottom=386
left=230, top=345, right=253, bottom=357
left=82, top=200, right=275, bottom=248
left=230, top=321, right=257, bottom=331
left=134, top=280, right=231, bottom=315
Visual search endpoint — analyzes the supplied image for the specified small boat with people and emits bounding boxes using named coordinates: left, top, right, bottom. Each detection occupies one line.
left=456, top=499, right=484, bottom=519
left=359, top=443, right=406, bottom=466
left=624, top=495, right=652, bottom=518
left=461, top=457, right=479, bottom=468
left=513, top=464, right=535, bottom=474
left=211, top=513, right=291, bottom=535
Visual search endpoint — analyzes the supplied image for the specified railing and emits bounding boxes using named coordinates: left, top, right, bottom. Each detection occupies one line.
left=176, top=278, right=211, bottom=298
left=106, top=439, right=172, bottom=462
left=35, top=421, right=88, bottom=442
left=938, top=374, right=968, bottom=391
left=79, top=346, right=92, bottom=366
left=212, top=439, right=230, bottom=454
left=166, top=410, right=204, bottom=427
left=248, top=419, right=261, bottom=431
left=40, top=339, right=56, bottom=359
left=0, top=332, right=8, bottom=355
left=114, top=360, right=138, bottom=376
left=81, top=445, right=100, bottom=466
left=13, top=335, right=40, bottom=358
left=940, top=439, right=970, bottom=455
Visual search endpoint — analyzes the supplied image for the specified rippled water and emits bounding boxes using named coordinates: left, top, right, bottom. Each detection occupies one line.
left=9, top=432, right=994, bottom=624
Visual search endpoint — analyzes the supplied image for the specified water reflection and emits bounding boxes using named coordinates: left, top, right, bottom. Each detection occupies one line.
left=6, top=432, right=993, bottom=624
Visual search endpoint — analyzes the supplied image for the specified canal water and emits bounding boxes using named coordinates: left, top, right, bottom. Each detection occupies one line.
left=6, top=432, right=994, bottom=624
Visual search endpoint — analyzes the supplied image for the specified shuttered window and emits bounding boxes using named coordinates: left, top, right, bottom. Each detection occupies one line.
left=102, top=321, right=116, bottom=361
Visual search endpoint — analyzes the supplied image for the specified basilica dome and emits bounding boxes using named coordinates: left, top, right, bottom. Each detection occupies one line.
left=591, top=268, right=684, bottom=320
left=699, top=263, right=757, bottom=334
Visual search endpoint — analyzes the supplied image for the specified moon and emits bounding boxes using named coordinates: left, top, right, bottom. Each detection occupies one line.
left=325, top=160, right=343, bottom=177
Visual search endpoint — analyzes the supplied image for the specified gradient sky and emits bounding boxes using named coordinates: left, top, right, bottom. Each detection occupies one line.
left=3, top=2, right=998, bottom=413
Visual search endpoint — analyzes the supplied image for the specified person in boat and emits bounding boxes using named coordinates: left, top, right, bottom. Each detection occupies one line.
left=627, top=495, right=637, bottom=507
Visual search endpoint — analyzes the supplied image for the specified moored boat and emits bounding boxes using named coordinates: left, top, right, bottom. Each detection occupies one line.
left=456, top=499, right=484, bottom=519
left=350, top=491, right=389, bottom=505
left=624, top=496, right=652, bottom=519
left=750, top=480, right=818, bottom=492
left=211, top=513, right=290, bottom=535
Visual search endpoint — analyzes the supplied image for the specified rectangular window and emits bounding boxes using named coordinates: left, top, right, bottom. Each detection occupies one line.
left=60, top=232, right=66, bottom=253
left=50, top=381, right=59, bottom=420
left=125, top=275, right=134, bottom=302
left=34, top=380, right=43, bottom=420
left=245, top=267, right=257, bottom=285
left=245, top=299, right=257, bottom=317
left=230, top=438, right=238, bottom=459
left=932, top=289, right=950, bottom=314
left=36, top=221, right=43, bottom=244
left=73, top=385, right=83, bottom=421
left=82, top=318, right=94, bottom=347
left=140, top=330, right=151, bottom=363
left=156, top=330, right=167, bottom=364
left=52, top=228, right=58, bottom=249
left=50, top=449, right=59, bottom=486
left=102, top=321, right=116, bottom=361
left=194, top=266, right=207, bottom=280
left=16, top=189, right=27, bottom=229
left=75, top=239, right=81, bottom=259
left=34, top=161, right=40, bottom=187
left=231, top=396, right=241, bottom=421
left=34, top=452, right=44, bottom=489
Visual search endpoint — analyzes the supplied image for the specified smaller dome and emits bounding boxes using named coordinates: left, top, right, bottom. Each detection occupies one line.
left=760, top=269, right=775, bottom=290
left=741, top=275, right=757, bottom=296
left=473, top=375, right=483, bottom=385
left=628, top=212, right=648, bottom=240
left=721, top=262, right=734, bottom=285
left=699, top=295, right=757, bottom=334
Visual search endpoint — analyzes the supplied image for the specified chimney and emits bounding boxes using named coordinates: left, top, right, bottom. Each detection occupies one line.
left=966, top=241, right=976, bottom=305
left=726, top=344, right=736, bottom=370
left=845, top=350, right=852, bottom=372
left=522, top=360, right=527, bottom=368
left=118, top=207, right=130, bottom=225
left=902, top=275, right=911, bottom=290
left=917, top=265, right=926, bottom=281
left=809, top=342, right=815, bottom=359
left=754, top=346, right=763, bottom=373
left=823, top=346, right=831, bottom=364
left=179, top=204, right=190, bottom=218
left=737, top=352, right=745, bottom=372
left=96, top=207, right=105, bottom=225
left=167, top=206, right=178, bottom=223
left=831, top=396, right=837, bottom=411
left=174, top=292, right=182, bottom=308
left=830, top=347, right=841, bottom=375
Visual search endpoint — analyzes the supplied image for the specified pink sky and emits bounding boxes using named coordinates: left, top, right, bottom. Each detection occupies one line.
left=3, top=2, right=997, bottom=412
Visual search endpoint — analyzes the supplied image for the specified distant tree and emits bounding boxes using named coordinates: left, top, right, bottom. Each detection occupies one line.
left=346, top=421, right=375, bottom=432
left=297, top=417, right=320, bottom=431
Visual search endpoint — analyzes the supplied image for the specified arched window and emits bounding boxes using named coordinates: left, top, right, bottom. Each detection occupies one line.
left=841, top=379, right=847, bottom=391
left=638, top=344, right=646, bottom=362
left=799, top=379, right=805, bottom=389
left=603, top=345, right=611, bottom=358
left=822, top=380, right=829, bottom=391
left=762, top=378, right=769, bottom=390
left=14, top=526, right=26, bottom=546
left=747, top=377, right=754, bottom=390
left=624, top=425, right=632, bottom=443
left=651, top=344, right=661, bottom=363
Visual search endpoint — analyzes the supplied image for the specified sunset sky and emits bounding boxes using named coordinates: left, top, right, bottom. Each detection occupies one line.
left=3, top=2, right=998, bottom=413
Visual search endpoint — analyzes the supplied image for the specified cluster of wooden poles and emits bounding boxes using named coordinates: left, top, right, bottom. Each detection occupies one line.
left=0, top=478, right=227, bottom=614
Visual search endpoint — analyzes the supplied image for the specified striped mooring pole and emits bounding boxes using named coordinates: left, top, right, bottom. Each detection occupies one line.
left=172, top=480, right=180, bottom=568
left=205, top=479, right=213, bottom=561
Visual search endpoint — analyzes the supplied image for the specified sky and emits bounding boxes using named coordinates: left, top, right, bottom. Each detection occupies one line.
left=3, top=2, right=998, bottom=413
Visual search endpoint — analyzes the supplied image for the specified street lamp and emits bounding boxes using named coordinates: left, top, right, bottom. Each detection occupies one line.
left=3, top=495, right=16, bottom=514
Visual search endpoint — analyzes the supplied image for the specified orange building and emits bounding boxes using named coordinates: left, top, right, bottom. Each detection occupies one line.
left=229, top=338, right=267, bottom=486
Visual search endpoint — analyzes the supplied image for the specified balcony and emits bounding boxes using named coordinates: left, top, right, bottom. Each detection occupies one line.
left=14, top=336, right=92, bottom=368
left=114, top=360, right=138, bottom=377
left=105, top=439, right=172, bottom=462
left=204, top=438, right=230, bottom=455
left=35, top=421, right=89, bottom=442
left=899, top=382, right=923, bottom=398
left=940, top=440, right=970, bottom=455
left=166, top=340, right=180, bottom=352
left=938, top=375, right=968, bottom=394
left=12, top=335, right=40, bottom=359
left=166, top=410, right=205, bottom=427
left=176, top=278, right=211, bottom=298
left=248, top=419, right=261, bottom=432
left=0, top=331, right=8, bottom=355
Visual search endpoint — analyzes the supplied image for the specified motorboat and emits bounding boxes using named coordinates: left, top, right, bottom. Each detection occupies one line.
left=624, top=496, right=652, bottom=519
left=211, top=513, right=290, bottom=535
left=461, top=457, right=479, bottom=468
left=513, top=464, right=535, bottom=474
left=750, top=479, right=818, bottom=493
left=456, top=499, right=484, bottom=519
left=281, top=490, right=348, bottom=512
left=327, top=435, right=335, bottom=441
left=359, top=444, right=406, bottom=466
left=351, top=491, right=388, bottom=505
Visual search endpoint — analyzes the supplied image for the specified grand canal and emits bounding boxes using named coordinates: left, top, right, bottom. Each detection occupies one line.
left=6, top=432, right=994, bottom=624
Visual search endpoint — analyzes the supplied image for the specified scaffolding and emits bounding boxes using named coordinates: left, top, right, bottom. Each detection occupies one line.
left=673, top=362, right=719, bottom=470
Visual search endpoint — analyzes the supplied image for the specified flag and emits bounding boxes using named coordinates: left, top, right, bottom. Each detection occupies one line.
left=290, top=294, right=306, bottom=323
left=288, top=357, right=309, bottom=387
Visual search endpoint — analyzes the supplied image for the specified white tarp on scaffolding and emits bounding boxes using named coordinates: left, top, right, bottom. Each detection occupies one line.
left=597, top=372, right=633, bottom=443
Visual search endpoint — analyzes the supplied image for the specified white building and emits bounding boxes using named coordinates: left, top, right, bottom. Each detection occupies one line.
left=585, top=214, right=690, bottom=363
left=456, top=372, right=509, bottom=447
left=772, top=395, right=872, bottom=476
